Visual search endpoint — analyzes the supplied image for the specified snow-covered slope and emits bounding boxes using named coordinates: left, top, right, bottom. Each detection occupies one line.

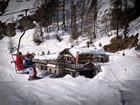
left=0, top=0, right=38, bottom=23
left=0, top=23, right=140, bottom=105
left=12, top=29, right=72, bottom=54
left=0, top=0, right=140, bottom=105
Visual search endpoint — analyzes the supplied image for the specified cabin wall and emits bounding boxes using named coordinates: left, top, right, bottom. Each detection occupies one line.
left=35, top=63, right=45, bottom=70
left=47, top=66, right=64, bottom=75
left=47, top=66, right=59, bottom=74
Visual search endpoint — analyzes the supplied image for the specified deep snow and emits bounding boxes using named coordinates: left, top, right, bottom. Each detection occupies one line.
left=0, top=0, right=140, bottom=105
left=0, top=28, right=140, bottom=105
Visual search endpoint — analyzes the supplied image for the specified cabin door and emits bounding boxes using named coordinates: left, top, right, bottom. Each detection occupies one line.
left=79, top=70, right=96, bottom=78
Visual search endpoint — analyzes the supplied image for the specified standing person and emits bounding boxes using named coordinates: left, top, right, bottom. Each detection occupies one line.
left=15, top=52, right=38, bottom=80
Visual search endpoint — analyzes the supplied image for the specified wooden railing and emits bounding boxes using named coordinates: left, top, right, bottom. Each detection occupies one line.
left=34, top=59, right=101, bottom=72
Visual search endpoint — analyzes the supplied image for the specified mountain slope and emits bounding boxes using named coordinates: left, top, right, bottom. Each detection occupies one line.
left=0, top=0, right=140, bottom=105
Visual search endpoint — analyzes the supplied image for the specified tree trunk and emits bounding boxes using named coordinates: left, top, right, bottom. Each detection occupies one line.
left=71, top=0, right=77, bottom=40
left=123, top=0, right=128, bottom=38
left=80, top=0, right=85, bottom=35
left=56, top=0, right=60, bottom=31
left=62, top=0, right=66, bottom=31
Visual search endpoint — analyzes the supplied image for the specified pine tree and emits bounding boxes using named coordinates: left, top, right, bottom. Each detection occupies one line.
left=111, top=0, right=122, bottom=38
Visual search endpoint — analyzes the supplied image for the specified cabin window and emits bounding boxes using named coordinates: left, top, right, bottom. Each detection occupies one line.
left=68, top=57, right=72, bottom=61
left=50, top=69, right=52, bottom=72
left=41, top=66, right=47, bottom=70
left=54, top=70, right=57, bottom=73
left=41, top=66, right=43, bottom=69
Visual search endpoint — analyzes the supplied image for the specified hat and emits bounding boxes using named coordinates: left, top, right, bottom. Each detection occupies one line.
left=25, top=53, right=31, bottom=58
left=16, top=51, right=22, bottom=56
left=26, top=53, right=35, bottom=58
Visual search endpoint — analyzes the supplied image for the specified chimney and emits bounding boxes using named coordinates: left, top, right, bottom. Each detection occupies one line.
left=76, top=51, right=79, bottom=64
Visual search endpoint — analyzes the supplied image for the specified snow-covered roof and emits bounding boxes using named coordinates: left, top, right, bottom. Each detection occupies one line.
left=34, top=53, right=59, bottom=60
left=34, top=47, right=106, bottom=60
left=69, top=47, right=106, bottom=57
left=47, top=63, right=57, bottom=68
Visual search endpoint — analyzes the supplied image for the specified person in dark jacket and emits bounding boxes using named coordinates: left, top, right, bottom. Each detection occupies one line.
left=24, top=53, right=38, bottom=79
left=24, top=53, right=35, bottom=68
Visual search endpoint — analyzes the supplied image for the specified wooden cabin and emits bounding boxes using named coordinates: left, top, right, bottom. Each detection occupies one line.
left=34, top=47, right=109, bottom=78
left=59, top=47, right=109, bottom=64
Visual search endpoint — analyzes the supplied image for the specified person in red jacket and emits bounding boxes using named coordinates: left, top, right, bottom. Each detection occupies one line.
left=15, top=52, right=26, bottom=71
left=15, top=52, right=39, bottom=80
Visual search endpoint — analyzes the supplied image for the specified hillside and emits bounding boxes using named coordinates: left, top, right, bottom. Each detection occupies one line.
left=0, top=0, right=140, bottom=105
